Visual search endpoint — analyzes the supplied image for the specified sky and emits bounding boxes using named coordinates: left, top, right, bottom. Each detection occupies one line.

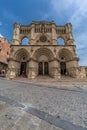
left=0, top=0, right=87, bottom=66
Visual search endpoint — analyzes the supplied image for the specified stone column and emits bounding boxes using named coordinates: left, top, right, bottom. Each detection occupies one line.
left=30, top=24, right=35, bottom=45
left=52, top=23, right=57, bottom=45
left=6, top=60, right=17, bottom=79
left=66, top=58, right=79, bottom=77
left=27, top=59, right=38, bottom=79
left=12, top=23, right=20, bottom=45
left=49, top=59, right=61, bottom=79
left=65, top=23, right=74, bottom=45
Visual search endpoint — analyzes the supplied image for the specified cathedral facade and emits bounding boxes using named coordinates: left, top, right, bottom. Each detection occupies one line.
left=6, top=21, right=86, bottom=79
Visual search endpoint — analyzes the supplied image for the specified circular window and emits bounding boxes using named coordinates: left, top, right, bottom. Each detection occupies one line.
left=40, top=35, right=47, bottom=42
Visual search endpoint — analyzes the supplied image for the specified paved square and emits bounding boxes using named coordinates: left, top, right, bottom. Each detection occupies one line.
left=0, top=77, right=87, bottom=130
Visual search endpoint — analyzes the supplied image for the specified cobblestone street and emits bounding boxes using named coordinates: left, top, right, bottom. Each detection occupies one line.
left=0, top=77, right=87, bottom=130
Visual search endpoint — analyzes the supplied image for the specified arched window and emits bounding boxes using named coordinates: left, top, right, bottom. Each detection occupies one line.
left=57, top=38, right=64, bottom=45
left=21, top=37, right=29, bottom=45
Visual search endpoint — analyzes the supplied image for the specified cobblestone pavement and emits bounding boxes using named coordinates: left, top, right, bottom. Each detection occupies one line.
left=0, top=77, right=87, bottom=130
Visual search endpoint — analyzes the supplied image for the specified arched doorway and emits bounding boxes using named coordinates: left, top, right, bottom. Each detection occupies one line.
left=60, top=62, right=66, bottom=75
left=38, top=55, right=49, bottom=75
left=15, top=48, right=30, bottom=77
left=38, top=62, right=49, bottom=75
left=33, top=47, right=54, bottom=77
left=20, top=62, right=27, bottom=76
left=58, top=48, right=73, bottom=77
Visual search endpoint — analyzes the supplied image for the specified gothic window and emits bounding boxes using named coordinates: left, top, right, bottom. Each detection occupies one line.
left=21, top=37, right=29, bottom=45
left=57, top=38, right=64, bottom=45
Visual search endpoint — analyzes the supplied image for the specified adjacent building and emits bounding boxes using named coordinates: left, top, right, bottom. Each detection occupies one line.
left=6, top=21, right=86, bottom=79
left=0, top=37, right=10, bottom=76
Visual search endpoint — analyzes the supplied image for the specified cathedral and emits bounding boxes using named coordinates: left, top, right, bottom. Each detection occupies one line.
left=6, top=21, right=86, bottom=79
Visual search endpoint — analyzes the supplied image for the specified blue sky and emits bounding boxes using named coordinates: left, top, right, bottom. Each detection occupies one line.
left=0, top=0, right=87, bottom=66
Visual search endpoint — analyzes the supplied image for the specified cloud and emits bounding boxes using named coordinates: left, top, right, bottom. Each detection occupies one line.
left=75, top=32, right=87, bottom=50
left=69, top=0, right=87, bottom=27
left=42, top=14, right=49, bottom=20
left=0, top=33, right=4, bottom=38
left=51, top=0, right=87, bottom=28
left=50, top=0, right=87, bottom=66
left=39, top=12, right=50, bottom=20
left=51, top=0, right=73, bottom=13
left=78, top=53, right=87, bottom=66
left=74, top=31, right=87, bottom=66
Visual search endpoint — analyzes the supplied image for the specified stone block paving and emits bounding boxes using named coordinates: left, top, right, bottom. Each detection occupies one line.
left=0, top=101, right=62, bottom=130
left=0, top=77, right=87, bottom=130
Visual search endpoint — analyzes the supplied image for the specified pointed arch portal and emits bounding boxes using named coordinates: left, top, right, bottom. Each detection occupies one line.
left=38, top=55, right=49, bottom=75
left=33, top=48, right=54, bottom=76
left=60, top=62, right=66, bottom=75
left=38, top=62, right=49, bottom=75
left=14, top=48, right=30, bottom=77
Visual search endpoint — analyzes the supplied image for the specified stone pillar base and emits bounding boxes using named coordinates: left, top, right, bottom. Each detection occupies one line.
left=28, top=75, right=36, bottom=79
left=6, top=69, right=16, bottom=79
left=6, top=73, right=16, bottom=79
left=53, top=74, right=61, bottom=79
left=27, top=67, right=37, bottom=79
left=51, top=67, right=61, bottom=79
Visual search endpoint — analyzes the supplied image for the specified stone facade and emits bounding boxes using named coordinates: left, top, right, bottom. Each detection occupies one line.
left=6, top=21, right=86, bottom=79
left=0, top=37, right=10, bottom=76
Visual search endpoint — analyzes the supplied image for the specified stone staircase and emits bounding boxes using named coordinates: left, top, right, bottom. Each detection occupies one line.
left=13, top=75, right=87, bottom=87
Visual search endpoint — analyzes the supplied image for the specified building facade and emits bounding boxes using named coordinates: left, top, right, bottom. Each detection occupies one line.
left=6, top=21, right=86, bottom=79
left=0, top=37, right=10, bottom=76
